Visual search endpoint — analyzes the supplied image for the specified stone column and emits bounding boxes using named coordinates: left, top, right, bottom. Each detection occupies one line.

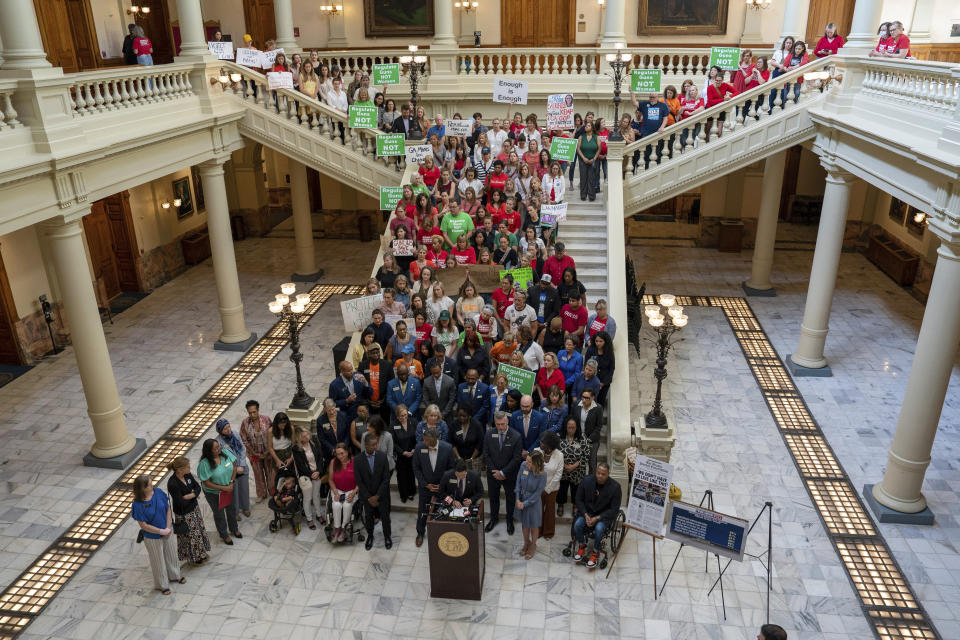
left=174, top=0, right=209, bottom=57
left=199, top=160, right=258, bottom=351
left=327, top=12, right=348, bottom=49
left=909, top=0, right=934, bottom=43
left=43, top=216, right=145, bottom=468
left=599, top=0, right=627, bottom=47
left=0, top=0, right=52, bottom=69
left=788, top=167, right=852, bottom=375
left=846, top=0, right=884, bottom=51
left=778, top=0, right=807, bottom=42
left=432, top=0, right=457, bottom=49
left=289, top=159, right=321, bottom=281
left=744, top=151, right=786, bottom=296
left=867, top=241, right=960, bottom=522
left=273, top=0, right=298, bottom=51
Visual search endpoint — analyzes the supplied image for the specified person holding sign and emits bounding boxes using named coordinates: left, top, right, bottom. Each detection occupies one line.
left=572, top=464, right=622, bottom=568
left=630, top=92, right=670, bottom=169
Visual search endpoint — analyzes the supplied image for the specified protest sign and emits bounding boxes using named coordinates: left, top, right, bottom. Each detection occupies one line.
left=666, top=501, right=750, bottom=562
left=405, top=144, right=431, bottom=164
left=709, top=47, right=741, bottom=71
left=371, top=63, right=400, bottom=85
left=625, top=455, right=674, bottom=537
left=445, top=119, right=472, bottom=137
left=445, top=264, right=502, bottom=293
left=541, top=202, right=567, bottom=222
left=392, top=239, right=415, bottom=257
left=207, top=41, right=234, bottom=60
left=266, top=71, right=293, bottom=90
left=493, top=78, right=529, bottom=105
left=540, top=213, right=558, bottom=228
left=341, top=294, right=384, bottom=332
left=499, top=266, right=534, bottom=290
left=379, top=186, right=404, bottom=211
left=260, top=48, right=284, bottom=69
left=349, top=105, right=378, bottom=128
left=547, top=93, right=575, bottom=130
left=498, top=363, right=536, bottom=395
left=235, top=47, right=262, bottom=67
left=376, top=133, right=405, bottom=156
left=549, top=137, right=578, bottom=163
left=630, top=69, right=662, bottom=93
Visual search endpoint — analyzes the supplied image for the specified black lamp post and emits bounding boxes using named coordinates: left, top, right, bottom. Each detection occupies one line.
left=269, top=283, right=314, bottom=410
left=400, top=45, right=428, bottom=111
left=643, top=294, right=688, bottom=429
left=606, top=45, right=630, bottom=141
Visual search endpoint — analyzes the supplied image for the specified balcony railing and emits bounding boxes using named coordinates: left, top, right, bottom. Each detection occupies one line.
left=0, top=80, right=20, bottom=131
left=455, top=47, right=731, bottom=77
left=860, top=58, right=960, bottom=115
left=65, top=63, right=196, bottom=116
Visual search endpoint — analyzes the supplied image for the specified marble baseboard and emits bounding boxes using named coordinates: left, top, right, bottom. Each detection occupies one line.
left=140, top=235, right=192, bottom=292
left=14, top=302, right=69, bottom=363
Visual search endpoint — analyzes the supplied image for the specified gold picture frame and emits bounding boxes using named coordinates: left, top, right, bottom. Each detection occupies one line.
left=363, top=0, right=435, bottom=38
left=638, top=0, right=730, bottom=36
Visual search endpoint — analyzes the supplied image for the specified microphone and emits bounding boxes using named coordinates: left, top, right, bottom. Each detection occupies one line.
left=443, top=495, right=453, bottom=506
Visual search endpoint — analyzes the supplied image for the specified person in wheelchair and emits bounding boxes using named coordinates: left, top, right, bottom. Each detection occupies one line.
left=572, top=462, right=622, bottom=568
left=327, top=443, right=359, bottom=543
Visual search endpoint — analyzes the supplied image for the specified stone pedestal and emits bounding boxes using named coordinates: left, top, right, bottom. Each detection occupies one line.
left=637, top=420, right=677, bottom=463
left=287, top=397, right=323, bottom=432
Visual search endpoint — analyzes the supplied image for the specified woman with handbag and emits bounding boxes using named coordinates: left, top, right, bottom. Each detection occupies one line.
left=215, top=418, right=251, bottom=518
left=131, top=475, right=184, bottom=595
left=166, top=456, right=210, bottom=565
left=196, top=439, right=242, bottom=545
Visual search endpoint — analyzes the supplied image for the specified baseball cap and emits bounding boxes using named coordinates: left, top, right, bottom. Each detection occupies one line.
left=482, top=146, right=491, bottom=154
left=438, top=310, right=451, bottom=320
left=401, top=343, right=415, bottom=354
left=541, top=274, right=552, bottom=283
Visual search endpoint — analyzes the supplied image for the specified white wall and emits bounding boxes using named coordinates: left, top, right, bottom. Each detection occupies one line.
left=881, top=0, right=959, bottom=41
left=1, top=227, right=53, bottom=318
left=128, top=169, right=208, bottom=254
left=91, top=0, right=127, bottom=60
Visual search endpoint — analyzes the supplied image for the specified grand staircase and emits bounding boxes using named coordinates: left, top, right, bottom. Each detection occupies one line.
left=562, top=200, right=609, bottom=305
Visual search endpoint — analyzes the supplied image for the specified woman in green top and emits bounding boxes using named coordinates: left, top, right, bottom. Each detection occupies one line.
left=196, top=438, right=241, bottom=545
left=576, top=120, right=600, bottom=202
left=353, top=86, right=375, bottom=108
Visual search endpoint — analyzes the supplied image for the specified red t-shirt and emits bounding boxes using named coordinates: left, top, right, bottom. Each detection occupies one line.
left=414, top=322, right=433, bottom=345
left=876, top=36, right=894, bottom=53
left=815, top=35, right=845, bottom=57
left=419, top=224, right=440, bottom=246
left=491, top=287, right=514, bottom=319
left=588, top=315, right=610, bottom=341
left=486, top=202, right=506, bottom=219
left=451, top=247, right=477, bottom=265
left=486, top=172, right=509, bottom=193
left=886, top=34, right=910, bottom=57
left=560, top=304, right=588, bottom=335
left=133, top=37, right=152, bottom=56
left=498, top=211, right=522, bottom=234
left=477, top=315, right=497, bottom=341
left=706, top=83, right=736, bottom=108
left=509, top=122, right=524, bottom=135
left=743, top=70, right=770, bottom=91
left=426, top=248, right=448, bottom=267
left=419, top=166, right=441, bottom=187
left=535, top=367, right=566, bottom=392
left=679, top=97, right=704, bottom=119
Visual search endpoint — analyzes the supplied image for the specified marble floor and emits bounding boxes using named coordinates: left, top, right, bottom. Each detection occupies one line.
left=1, top=236, right=957, bottom=639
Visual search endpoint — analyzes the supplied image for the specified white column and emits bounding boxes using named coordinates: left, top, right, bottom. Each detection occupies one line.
left=273, top=0, right=297, bottom=51
left=289, top=160, right=319, bottom=279
left=745, top=151, right=786, bottom=293
left=909, top=0, right=934, bottom=43
left=198, top=160, right=255, bottom=348
left=174, top=0, right=209, bottom=57
left=432, top=0, right=457, bottom=49
left=327, top=12, right=348, bottom=49
left=0, top=0, right=51, bottom=69
left=790, top=168, right=852, bottom=370
left=778, top=0, right=807, bottom=42
left=873, top=241, right=960, bottom=513
left=43, top=217, right=137, bottom=459
left=846, top=0, right=884, bottom=51
left=599, top=0, right=627, bottom=47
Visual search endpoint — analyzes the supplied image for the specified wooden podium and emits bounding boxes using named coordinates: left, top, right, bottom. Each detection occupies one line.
left=426, top=501, right=485, bottom=600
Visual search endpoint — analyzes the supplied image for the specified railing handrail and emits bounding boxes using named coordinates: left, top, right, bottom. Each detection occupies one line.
left=48, top=61, right=199, bottom=85
left=857, top=56, right=960, bottom=74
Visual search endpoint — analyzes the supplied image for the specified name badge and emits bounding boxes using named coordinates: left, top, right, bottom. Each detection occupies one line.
left=323, top=424, right=331, bottom=430
left=449, top=478, right=457, bottom=483
left=522, top=470, right=529, bottom=475
left=421, top=448, right=428, bottom=453
left=456, top=430, right=464, bottom=437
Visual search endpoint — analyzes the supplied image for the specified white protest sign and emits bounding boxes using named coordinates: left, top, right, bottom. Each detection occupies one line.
left=267, top=71, right=294, bottom=90
left=235, top=47, right=262, bottom=67
left=340, top=294, right=384, bottom=332
left=547, top=93, right=574, bottom=130
left=392, top=239, right=415, bottom=256
left=405, top=144, right=432, bottom=164
left=626, top=454, right=674, bottom=537
left=445, top=119, right=472, bottom=137
left=493, top=78, right=529, bottom=105
left=541, top=203, right=567, bottom=221
left=207, top=41, right=234, bottom=60
left=260, top=48, right=284, bottom=70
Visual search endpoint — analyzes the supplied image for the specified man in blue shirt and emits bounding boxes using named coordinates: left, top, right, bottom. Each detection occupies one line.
left=635, top=92, right=669, bottom=170
left=426, top=114, right=446, bottom=143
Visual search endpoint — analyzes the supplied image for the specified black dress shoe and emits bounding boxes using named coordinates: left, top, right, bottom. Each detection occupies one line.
left=415, top=535, right=424, bottom=547
left=506, top=521, right=515, bottom=535
left=231, top=531, right=242, bottom=539
left=484, top=519, right=498, bottom=533
left=384, top=537, right=393, bottom=549
left=365, top=537, right=374, bottom=550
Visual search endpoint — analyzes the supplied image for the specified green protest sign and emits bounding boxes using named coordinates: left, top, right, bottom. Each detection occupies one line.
left=709, top=47, right=741, bottom=71
left=498, top=363, right=536, bottom=395
left=372, top=63, right=400, bottom=85
left=379, top=186, right=404, bottom=211
left=348, top=105, right=378, bottom=128
left=499, top=266, right=534, bottom=290
left=376, top=133, right=405, bottom=156
left=630, top=69, right=662, bottom=93
left=549, top=137, right=577, bottom=163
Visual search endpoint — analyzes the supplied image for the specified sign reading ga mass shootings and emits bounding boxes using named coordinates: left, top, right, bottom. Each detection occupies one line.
left=493, top=78, right=528, bottom=105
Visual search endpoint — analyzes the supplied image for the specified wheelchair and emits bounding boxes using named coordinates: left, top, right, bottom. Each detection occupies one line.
left=322, top=488, right=365, bottom=545
left=562, top=508, right=626, bottom=570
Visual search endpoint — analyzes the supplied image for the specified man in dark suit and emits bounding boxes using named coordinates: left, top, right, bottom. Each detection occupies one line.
left=482, top=411, right=522, bottom=534
left=575, top=388, right=604, bottom=473
left=121, top=24, right=137, bottom=65
left=386, top=363, right=422, bottom=422
left=456, top=368, right=491, bottom=426
left=359, top=347, right=395, bottom=423
left=390, top=102, right=422, bottom=138
left=441, top=459, right=483, bottom=507
left=412, top=428, right=455, bottom=547
left=426, top=354, right=459, bottom=383
left=329, top=361, right=370, bottom=424
left=509, top=394, right=549, bottom=456
left=354, top=432, right=393, bottom=550
left=526, top=273, right=562, bottom=326
left=421, top=361, right=457, bottom=425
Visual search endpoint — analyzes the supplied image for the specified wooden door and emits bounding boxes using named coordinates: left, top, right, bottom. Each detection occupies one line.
left=779, top=145, right=802, bottom=220
left=502, top=0, right=572, bottom=47
left=103, top=192, right=141, bottom=292
left=33, top=0, right=80, bottom=72
left=64, top=0, right=100, bottom=70
left=82, top=203, right=122, bottom=300
left=805, top=0, right=856, bottom=49
left=0, top=248, right=25, bottom=366
left=243, top=0, right=277, bottom=49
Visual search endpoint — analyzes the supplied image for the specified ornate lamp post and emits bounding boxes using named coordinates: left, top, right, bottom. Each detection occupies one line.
left=399, top=45, right=428, bottom=112
left=643, top=294, right=689, bottom=429
left=268, top=283, right=314, bottom=410
left=606, top=43, right=629, bottom=141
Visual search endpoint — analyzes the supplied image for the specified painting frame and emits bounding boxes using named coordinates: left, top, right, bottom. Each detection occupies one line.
left=191, top=166, right=205, bottom=211
left=363, top=0, right=434, bottom=38
left=638, top=0, right=729, bottom=36
left=172, top=177, right=194, bottom=220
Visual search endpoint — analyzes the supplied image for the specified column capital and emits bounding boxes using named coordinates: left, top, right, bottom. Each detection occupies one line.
left=927, top=180, right=960, bottom=245
left=819, top=156, right=853, bottom=184
left=198, top=157, right=230, bottom=176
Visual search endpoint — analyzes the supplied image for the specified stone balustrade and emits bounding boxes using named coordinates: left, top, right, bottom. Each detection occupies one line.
left=0, top=81, right=21, bottom=131
left=65, top=64, right=196, bottom=117
left=860, top=58, right=960, bottom=115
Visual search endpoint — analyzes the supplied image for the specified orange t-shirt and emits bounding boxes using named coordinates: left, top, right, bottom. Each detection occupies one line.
left=368, top=362, right=381, bottom=402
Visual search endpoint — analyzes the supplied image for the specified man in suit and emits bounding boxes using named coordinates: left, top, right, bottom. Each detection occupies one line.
left=421, top=362, right=457, bottom=425
left=526, top=273, right=562, bottom=327
left=510, top=394, right=548, bottom=456
left=354, top=432, right=393, bottom=550
left=359, top=347, right=395, bottom=423
left=426, top=354, right=459, bottom=383
left=441, top=459, right=483, bottom=507
left=386, top=363, right=422, bottom=422
left=329, top=361, right=370, bottom=424
left=575, top=388, right=604, bottom=473
left=482, top=411, right=522, bottom=534
left=412, top=428, right=455, bottom=547
left=390, top=102, right=422, bottom=139
left=456, top=368, right=491, bottom=426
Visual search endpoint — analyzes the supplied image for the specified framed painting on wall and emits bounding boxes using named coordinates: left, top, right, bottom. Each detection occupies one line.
left=191, top=166, right=205, bottom=211
left=173, top=177, right=194, bottom=219
left=363, top=0, right=434, bottom=37
left=638, top=0, right=729, bottom=36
